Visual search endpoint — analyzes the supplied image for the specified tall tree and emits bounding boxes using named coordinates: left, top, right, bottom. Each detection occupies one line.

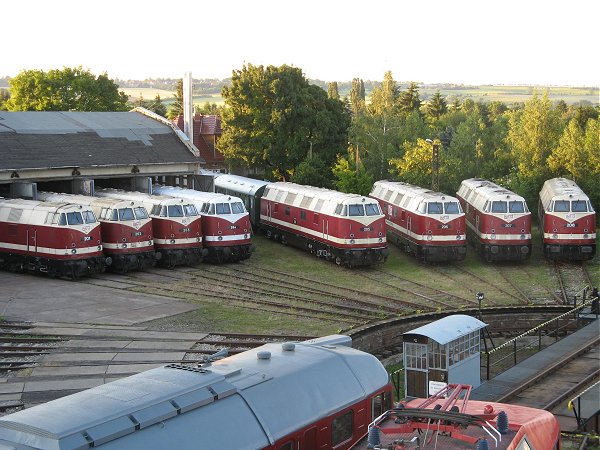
left=167, top=79, right=184, bottom=119
left=398, top=82, right=421, bottom=115
left=219, top=64, right=350, bottom=180
left=349, top=78, right=365, bottom=116
left=369, top=71, right=399, bottom=116
left=332, top=154, right=374, bottom=196
left=6, top=67, right=129, bottom=111
left=148, top=93, right=167, bottom=117
left=547, top=118, right=591, bottom=180
left=425, top=90, right=448, bottom=120
left=327, top=81, right=339, bottom=100
left=506, top=91, right=563, bottom=177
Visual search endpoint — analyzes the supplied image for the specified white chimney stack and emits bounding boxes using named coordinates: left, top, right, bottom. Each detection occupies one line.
left=183, top=72, right=193, bottom=141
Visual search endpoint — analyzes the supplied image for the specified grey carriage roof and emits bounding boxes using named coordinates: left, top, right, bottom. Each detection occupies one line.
left=0, top=111, right=202, bottom=171
left=0, top=335, right=389, bottom=450
left=404, top=314, right=487, bottom=345
left=214, top=174, right=271, bottom=196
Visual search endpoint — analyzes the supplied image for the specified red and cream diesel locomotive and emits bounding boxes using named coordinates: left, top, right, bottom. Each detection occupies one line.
left=457, top=178, right=532, bottom=262
left=370, top=181, right=467, bottom=262
left=538, top=177, right=596, bottom=261
left=0, top=197, right=106, bottom=278
left=260, top=182, right=388, bottom=267
left=152, top=185, right=254, bottom=262
left=94, top=188, right=205, bottom=268
left=37, top=192, right=157, bottom=273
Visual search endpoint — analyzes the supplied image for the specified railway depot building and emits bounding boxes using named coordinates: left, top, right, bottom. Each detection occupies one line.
left=0, top=109, right=204, bottom=197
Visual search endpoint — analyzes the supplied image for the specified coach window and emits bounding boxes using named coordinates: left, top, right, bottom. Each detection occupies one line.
left=279, top=441, right=293, bottom=450
left=554, top=200, right=569, bottom=212
left=168, top=205, right=184, bottom=217
left=491, top=201, right=507, bottom=213
left=572, top=200, right=587, bottom=212
left=300, top=210, right=306, bottom=221
left=331, top=410, right=353, bottom=447
left=119, top=208, right=135, bottom=221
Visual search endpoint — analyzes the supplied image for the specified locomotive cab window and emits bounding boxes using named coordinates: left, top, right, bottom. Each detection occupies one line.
left=231, top=202, right=245, bottom=214
left=58, top=213, right=67, bottom=226
left=509, top=201, right=525, bottom=213
left=118, top=208, right=135, bottom=221
left=445, top=202, right=460, bottom=214
left=216, top=203, right=231, bottom=215
left=491, top=201, right=507, bottom=213
left=167, top=205, right=184, bottom=217
left=82, top=211, right=96, bottom=224
left=110, top=209, right=119, bottom=221
left=348, top=204, right=365, bottom=216
left=572, top=200, right=588, bottom=212
left=134, top=207, right=149, bottom=219
left=554, top=200, right=570, bottom=212
left=372, top=391, right=392, bottom=420
left=427, top=202, right=443, bottom=214
left=184, top=204, right=198, bottom=216
left=365, top=203, right=380, bottom=216
left=331, top=410, right=353, bottom=447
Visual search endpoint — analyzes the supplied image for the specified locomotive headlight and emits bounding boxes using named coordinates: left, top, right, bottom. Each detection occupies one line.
left=552, top=234, right=558, bottom=239
left=520, top=234, right=525, bottom=240
left=97, top=245, right=101, bottom=250
left=244, top=234, right=248, bottom=239
left=122, top=243, right=127, bottom=248
left=71, top=249, right=77, bottom=254
left=197, top=237, right=201, bottom=242
left=584, top=234, right=589, bottom=239
left=218, top=236, right=223, bottom=241
left=427, top=235, right=433, bottom=241
left=170, top=239, right=176, bottom=244
left=491, top=234, right=496, bottom=240
left=378, top=237, right=383, bottom=242
left=456, top=235, right=462, bottom=240
left=350, top=239, right=355, bottom=244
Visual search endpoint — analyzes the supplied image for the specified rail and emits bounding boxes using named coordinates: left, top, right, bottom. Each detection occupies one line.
left=482, top=295, right=598, bottom=380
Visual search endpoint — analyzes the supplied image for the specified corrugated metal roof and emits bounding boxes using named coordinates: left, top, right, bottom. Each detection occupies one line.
left=404, top=314, right=487, bottom=344
left=0, top=111, right=202, bottom=172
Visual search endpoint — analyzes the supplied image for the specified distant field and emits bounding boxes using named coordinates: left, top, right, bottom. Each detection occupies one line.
left=119, top=88, right=225, bottom=107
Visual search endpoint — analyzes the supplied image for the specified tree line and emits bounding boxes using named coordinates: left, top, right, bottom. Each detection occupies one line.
left=1, top=65, right=598, bottom=215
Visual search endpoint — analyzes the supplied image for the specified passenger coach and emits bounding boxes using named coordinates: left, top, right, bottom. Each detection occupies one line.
left=457, top=178, right=531, bottom=262
left=370, top=181, right=466, bottom=262
left=539, top=177, right=596, bottom=260
left=261, top=182, right=388, bottom=267
left=152, top=185, right=254, bottom=262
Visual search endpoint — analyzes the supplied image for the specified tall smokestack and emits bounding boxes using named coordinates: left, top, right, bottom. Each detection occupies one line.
left=183, top=72, right=193, bottom=140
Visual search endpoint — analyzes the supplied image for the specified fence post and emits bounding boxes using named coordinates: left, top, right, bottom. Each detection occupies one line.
left=513, top=340, right=517, bottom=365
left=486, top=352, right=490, bottom=380
left=555, top=317, right=559, bottom=342
left=538, top=328, right=542, bottom=350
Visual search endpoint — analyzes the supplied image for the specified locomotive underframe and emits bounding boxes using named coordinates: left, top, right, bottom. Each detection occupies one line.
left=390, top=231, right=467, bottom=263
left=108, top=250, right=158, bottom=273
left=156, top=247, right=206, bottom=268
left=543, top=242, right=596, bottom=261
left=0, top=251, right=107, bottom=279
left=263, top=223, right=388, bottom=268
left=204, top=244, right=255, bottom=263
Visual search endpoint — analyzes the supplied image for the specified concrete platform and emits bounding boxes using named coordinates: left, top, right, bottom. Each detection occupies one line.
left=0, top=271, right=198, bottom=325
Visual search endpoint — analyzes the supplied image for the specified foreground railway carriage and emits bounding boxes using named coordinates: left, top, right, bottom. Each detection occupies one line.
left=353, top=384, right=561, bottom=450
left=152, top=185, right=254, bottom=262
left=0, top=198, right=106, bottom=278
left=0, top=335, right=393, bottom=450
left=370, top=181, right=467, bottom=262
left=539, top=178, right=596, bottom=261
left=261, top=182, right=388, bottom=267
left=95, top=189, right=205, bottom=268
left=37, top=192, right=157, bottom=273
left=457, top=179, right=532, bottom=262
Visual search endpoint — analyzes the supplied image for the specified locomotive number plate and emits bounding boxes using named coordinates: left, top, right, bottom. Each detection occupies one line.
left=439, top=224, right=451, bottom=229
left=361, top=227, right=372, bottom=232
left=131, top=231, right=143, bottom=237
left=503, top=223, right=515, bottom=228
left=81, top=236, right=91, bottom=241
left=180, top=227, right=191, bottom=233
left=565, top=222, right=577, bottom=228
left=230, top=225, right=238, bottom=230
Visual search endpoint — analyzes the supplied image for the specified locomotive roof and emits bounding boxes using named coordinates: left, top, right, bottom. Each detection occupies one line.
left=152, top=185, right=243, bottom=204
left=372, top=180, right=461, bottom=207
left=95, top=188, right=194, bottom=207
left=214, top=174, right=271, bottom=196
left=0, top=335, right=389, bottom=450
left=0, top=197, right=94, bottom=213
left=458, top=178, right=527, bottom=210
left=37, top=192, right=145, bottom=210
left=540, top=177, right=590, bottom=203
left=403, top=314, right=487, bottom=345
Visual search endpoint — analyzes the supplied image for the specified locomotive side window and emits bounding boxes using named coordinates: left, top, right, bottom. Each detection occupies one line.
left=445, top=202, right=460, bottom=214
left=348, top=204, right=365, bottom=216
left=427, top=202, right=443, bottom=214
left=572, top=200, right=587, bottom=212
left=553, top=200, right=569, bottom=212
left=118, top=208, right=135, bottom=221
left=483, top=201, right=490, bottom=212
left=372, top=394, right=383, bottom=420
left=208, top=204, right=216, bottom=215
left=66, top=212, right=84, bottom=225
left=300, top=211, right=306, bottom=221
left=491, top=201, right=507, bottom=213
left=134, top=207, right=149, bottom=219
left=231, top=202, right=245, bottom=214
left=58, top=213, right=67, bottom=226
left=284, top=206, right=290, bottom=216
left=509, top=201, right=525, bottom=213
left=334, top=203, right=343, bottom=215
left=331, top=410, right=353, bottom=446
left=365, top=203, right=380, bottom=216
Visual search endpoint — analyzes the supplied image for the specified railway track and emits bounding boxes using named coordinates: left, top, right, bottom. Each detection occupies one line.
left=553, top=261, right=593, bottom=305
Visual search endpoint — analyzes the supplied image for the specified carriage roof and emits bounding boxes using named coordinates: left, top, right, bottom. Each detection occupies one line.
left=214, top=174, right=271, bottom=196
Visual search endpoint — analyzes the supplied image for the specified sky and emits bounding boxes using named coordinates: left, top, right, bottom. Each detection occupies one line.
left=3, top=0, right=599, bottom=86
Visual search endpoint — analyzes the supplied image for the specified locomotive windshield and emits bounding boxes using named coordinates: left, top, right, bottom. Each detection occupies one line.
left=216, top=203, right=231, bottom=215
left=348, top=204, right=365, bottom=216
left=183, top=204, right=198, bottom=216
left=444, top=202, right=461, bottom=214
left=491, top=201, right=508, bottom=213
left=572, top=200, right=588, bottom=212
left=118, top=208, right=135, bottom=221
left=134, top=207, right=149, bottom=219
left=82, top=211, right=96, bottom=224
left=509, top=201, right=526, bottom=213
left=62, top=211, right=96, bottom=225
left=553, top=200, right=570, bottom=212
left=231, top=202, right=245, bottom=214
left=365, top=203, right=381, bottom=216
left=427, top=202, right=444, bottom=214
left=167, top=205, right=184, bottom=217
